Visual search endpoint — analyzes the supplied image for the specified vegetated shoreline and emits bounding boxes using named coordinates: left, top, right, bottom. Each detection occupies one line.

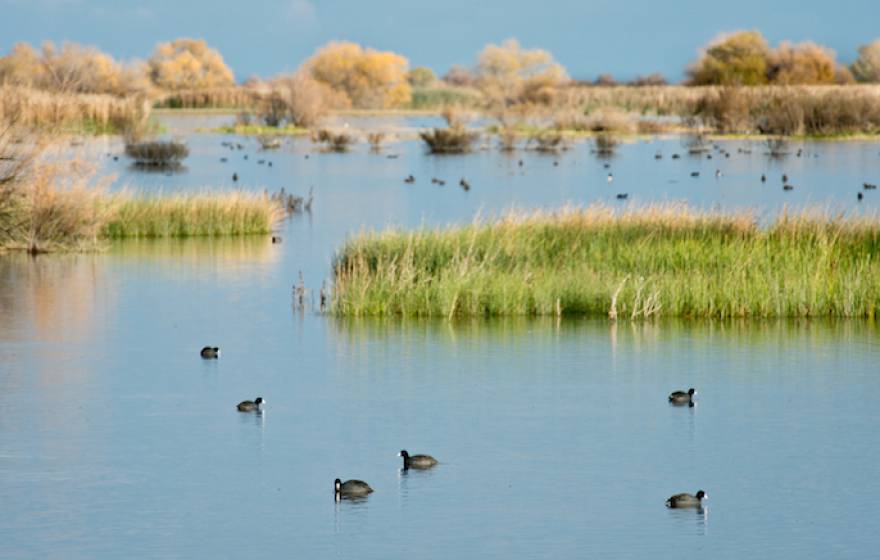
left=330, top=205, right=880, bottom=320
left=0, top=186, right=284, bottom=254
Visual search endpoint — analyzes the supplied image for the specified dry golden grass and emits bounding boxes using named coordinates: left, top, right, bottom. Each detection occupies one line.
left=0, top=86, right=150, bottom=133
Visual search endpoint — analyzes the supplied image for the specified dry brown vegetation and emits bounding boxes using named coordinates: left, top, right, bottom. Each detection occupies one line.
left=419, top=125, right=479, bottom=154
left=0, top=86, right=150, bottom=133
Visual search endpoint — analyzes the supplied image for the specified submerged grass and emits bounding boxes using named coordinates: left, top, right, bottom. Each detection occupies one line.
left=331, top=205, right=880, bottom=319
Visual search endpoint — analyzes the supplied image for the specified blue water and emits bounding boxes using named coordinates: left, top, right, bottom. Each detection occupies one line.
left=1, top=115, right=879, bottom=558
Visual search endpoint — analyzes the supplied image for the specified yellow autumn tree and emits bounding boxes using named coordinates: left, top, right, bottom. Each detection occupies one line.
left=475, top=39, right=568, bottom=105
left=148, top=38, right=234, bottom=91
left=687, top=31, right=771, bottom=85
left=0, top=41, right=148, bottom=95
left=304, top=42, right=411, bottom=108
left=768, top=41, right=837, bottom=85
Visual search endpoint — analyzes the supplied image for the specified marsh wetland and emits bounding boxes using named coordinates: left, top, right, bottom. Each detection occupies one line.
left=0, top=111, right=879, bottom=557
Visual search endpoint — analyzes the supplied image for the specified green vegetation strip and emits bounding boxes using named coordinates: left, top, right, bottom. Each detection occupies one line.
left=331, top=205, right=880, bottom=319
left=103, top=192, right=282, bottom=238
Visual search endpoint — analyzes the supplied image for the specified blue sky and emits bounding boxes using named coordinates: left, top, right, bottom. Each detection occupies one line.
left=1, top=0, right=877, bottom=82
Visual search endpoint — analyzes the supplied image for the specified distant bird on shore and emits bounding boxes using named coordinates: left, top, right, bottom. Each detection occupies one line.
left=404, top=175, right=415, bottom=184
left=459, top=178, right=471, bottom=191
left=237, top=397, right=264, bottom=412
left=200, top=346, right=220, bottom=359
left=666, top=490, right=707, bottom=508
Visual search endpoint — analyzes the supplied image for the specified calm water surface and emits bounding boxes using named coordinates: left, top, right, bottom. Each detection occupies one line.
left=1, top=115, right=879, bottom=558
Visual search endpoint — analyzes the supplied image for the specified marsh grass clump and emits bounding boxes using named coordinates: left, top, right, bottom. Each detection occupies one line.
left=683, top=133, right=711, bottom=154
left=367, top=132, right=386, bottom=151
left=104, top=191, right=282, bottom=238
left=419, top=125, right=478, bottom=154
left=591, top=132, right=618, bottom=155
left=331, top=205, right=880, bottom=319
left=529, top=130, right=565, bottom=153
left=312, top=129, right=353, bottom=152
left=765, top=137, right=790, bottom=157
left=124, top=139, right=189, bottom=167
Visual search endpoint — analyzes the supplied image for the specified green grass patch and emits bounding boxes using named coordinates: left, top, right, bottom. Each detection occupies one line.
left=331, top=205, right=880, bottom=319
left=210, top=124, right=309, bottom=136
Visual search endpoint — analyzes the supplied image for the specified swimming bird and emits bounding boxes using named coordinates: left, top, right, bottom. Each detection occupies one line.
left=232, top=173, right=239, bottom=182
left=386, top=154, right=399, bottom=159
left=858, top=192, right=864, bottom=201
left=272, top=236, right=282, bottom=244
left=459, top=178, right=471, bottom=191
left=200, top=346, right=220, bottom=359
left=236, top=397, right=264, bottom=412
left=690, top=172, right=700, bottom=177
left=553, top=161, right=559, bottom=166
left=666, top=490, right=707, bottom=508
left=335, top=478, right=373, bottom=500
left=244, top=155, right=248, bottom=160
left=616, top=193, right=629, bottom=199
left=706, top=154, right=712, bottom=159
left=783, top=184, right=794, bottom=191
left=431, top=177, right=446, bottom=185
left=655, top=151, right=662, bottom=160
left=220, top=157, right=227, bottom=163
left=518, top=159, right=524, bottom=167
left=671, top=153, right=681, bottom=159
left=715, top=169, right=722, bottom=178
left=268, top=161, right=272, bottom=167
left=864, top=183, right=877, bottom=190
left=782, top=173, right=788, bottom=183
left=404, top=175, right=415, bottom=184
left=669, top=388, right=696, bottom=406
left=607, top=173, right=614, bottom=183
left=603, top=163, right=611, bottom=169
left=257, top=159, right=265, bottom=165
left=761, top=174, right=766, bottom=182
left=399, top=450, right=438, bottom=470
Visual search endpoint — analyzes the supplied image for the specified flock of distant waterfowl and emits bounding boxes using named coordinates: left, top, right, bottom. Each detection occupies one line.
left=200, top=345, right=705, bottom=508
left=213, top=135, right=876, bottom=208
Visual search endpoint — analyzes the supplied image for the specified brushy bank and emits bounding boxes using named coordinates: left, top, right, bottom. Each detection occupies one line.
left=331, top=205, right=880, bottom=319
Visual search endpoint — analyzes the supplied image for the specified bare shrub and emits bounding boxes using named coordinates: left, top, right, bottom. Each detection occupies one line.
left=312, top=129, right=353, bottom=152
left=419, top=125, right=478, bottom=154
left=124, top=139, right=189, bottom=166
